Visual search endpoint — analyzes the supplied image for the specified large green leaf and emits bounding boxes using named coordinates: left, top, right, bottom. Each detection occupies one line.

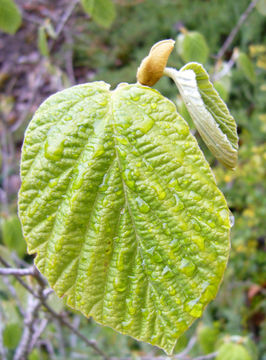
left=0, top=0, right=22, bottom=34
left=165, top=64, right=238, bottom=169
left=81, top=0, right=116, bottom=28
left=19, top=82, right=230, bottom=354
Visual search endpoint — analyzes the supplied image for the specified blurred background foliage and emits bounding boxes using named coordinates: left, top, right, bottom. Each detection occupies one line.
left=0, top=0, right=265, bottom=359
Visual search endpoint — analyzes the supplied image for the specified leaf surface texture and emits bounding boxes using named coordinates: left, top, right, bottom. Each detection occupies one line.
left=19, top=82, right=230, bottom=354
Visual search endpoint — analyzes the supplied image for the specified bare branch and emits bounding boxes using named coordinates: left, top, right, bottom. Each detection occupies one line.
left=1, top=276, right=25, bottom=317
left=175, top=336, right=197, bottom=359
left=0, top=256, right=109, bottom=359
left=70, top=316, right=80, bottom=348
left=37, top=339, right=56, bottom=359
left=55, top=320, right=66, bottom=358
left=215, top=0, right=259, bottom=62
left=13, top=295, right=41, bottom=360
left=193, top=352, right=218, bottom=360
left=55, top=0, right=79, bottom=38
left=0, top=256, right=41, bottom=298
left=211, top=49, right=238, bottom=82
left=29, top=318, right=48, bottom=351
left=9, top=66, right=45, bottom=133
left=40, top=302, right=110, bottom=360
left=0, top=267, right=35, bottom=276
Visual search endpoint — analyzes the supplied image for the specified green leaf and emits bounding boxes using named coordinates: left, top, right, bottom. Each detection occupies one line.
left=216, top=343, right=252, bottom=360
left=0, top=0, right=22, bottom=34
left=256, top=0, right=266, bottom=16
left=237, top=52, right=256, bottom=84
left=176, top=31, right=209, bottom=64
left=29, top=349, right=41, bottom=360
left=1, top=215, right=26, bottom=257
left=176, top=97, right=194, bottom=129
left=19, top=82, right=231, bottom=355
left=81, top=0, right=116, bottom=28
left=37, top=26, right=49, bottom=57
left=3, top=323, right=22, bottom=349
left=213, top=74, right=231, bottom=103
left=198, top=325, right=219, bottom=354
left=165, top=64, right=238, bottom=168
left=214, top=81, right=229, bottom=102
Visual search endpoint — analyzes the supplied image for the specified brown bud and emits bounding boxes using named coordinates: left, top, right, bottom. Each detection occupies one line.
left=137, top=39, right=175, bottom=87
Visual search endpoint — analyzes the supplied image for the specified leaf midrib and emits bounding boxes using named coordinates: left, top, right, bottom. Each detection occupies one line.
left=110, top=90, right=183, bottom=340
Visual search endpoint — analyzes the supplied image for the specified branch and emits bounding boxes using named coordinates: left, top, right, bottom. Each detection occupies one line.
left=54, top=320, right=66, bottom=358
left=41, top=302, right=110, bottom=360
left=29, top=318, right=48, bottom=351
left=175, top=336, right=197, bottom=359
left=215, top=0, right=259, bottom=62
left=193, top=352, right=218, bottom=360
left=0, top=256, right=109, bottom=360
left=0, top=267, right=35, bottom=276
left=211, top=49, right=238, bottom=82
left=0, top=256, right=42, bottom=298
left=55, top=0, right=79, bottom=38
left=1, top=276, right=25, bottom=317
left=10, top=0, right=79, bottom=133
left=13, top=294, right=43, bottom=360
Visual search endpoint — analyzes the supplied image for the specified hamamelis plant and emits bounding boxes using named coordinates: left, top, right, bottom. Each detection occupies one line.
left=18, top=39, right=238, bottom=355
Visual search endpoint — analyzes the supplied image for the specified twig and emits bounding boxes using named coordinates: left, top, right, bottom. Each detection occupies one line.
left=55, top=320, right=66, bottom=358
left=55, top=0, right=79, bottom=38
left=29, top=318, right=48, bottom=351
left=10, top=0, right=79, bottom=133
left=193, top=352, right=218, bottom=360
left=175, top=336, right=197, bottom=358
left=0, top=256, right=109, bottom=359
left=10, top=66, right=45, bottom=133
left=0, top=267, right=35, bottom=276
left=64, top=28, right=76, bottom=85
left=1, top=276, right=25, bottom=317
left=109, top=352, right=217, bottom=360
left=70, top=316, right=80, bottom=348
left=0, top=256, right=39, bottom=298
left=13, top=294, right=42, bottom=360
left=215, top=0, right=259, bottom=62
left=40, top=302, right=110, bottom=360
left=211, top=49, right=238, bottom=82
left=37, top=339, right=56, bottom=358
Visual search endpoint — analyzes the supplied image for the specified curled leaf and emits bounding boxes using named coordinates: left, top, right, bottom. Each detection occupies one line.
left=164, top=64, right=238, bottom=169
left=137, top=39, right=175, bottom=86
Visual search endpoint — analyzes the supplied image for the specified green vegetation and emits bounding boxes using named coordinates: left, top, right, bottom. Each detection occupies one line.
left=0, top=0, right=265, bottom=359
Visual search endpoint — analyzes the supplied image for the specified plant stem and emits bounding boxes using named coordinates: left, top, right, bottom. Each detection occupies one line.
left=215, top=0, right=259, bottom=62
